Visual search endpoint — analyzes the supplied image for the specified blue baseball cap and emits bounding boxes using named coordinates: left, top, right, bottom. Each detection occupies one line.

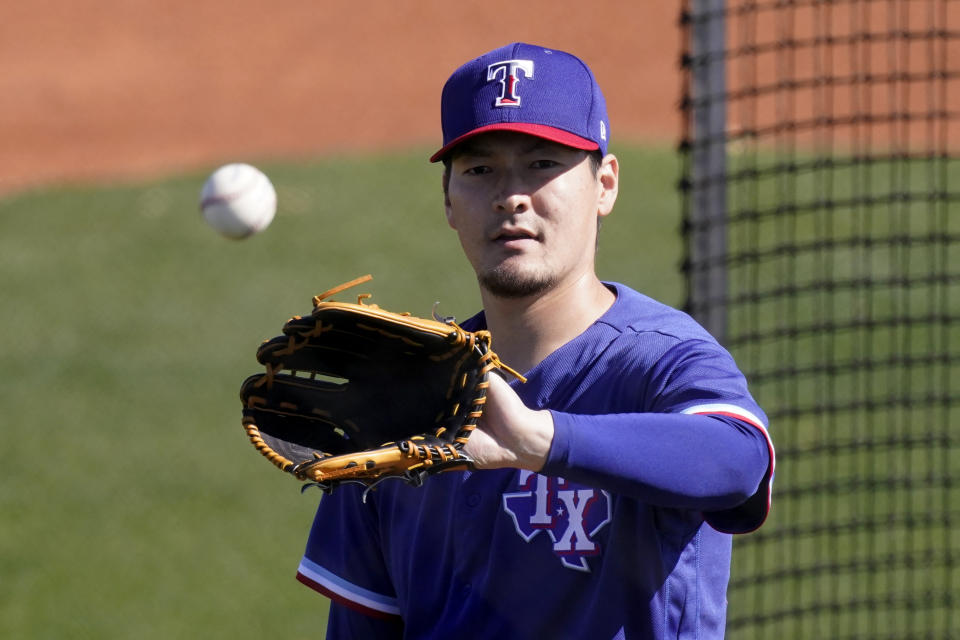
left=430, top=43, right=610, bottom=162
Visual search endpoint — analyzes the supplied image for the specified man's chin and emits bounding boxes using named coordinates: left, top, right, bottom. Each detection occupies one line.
left=479, top=268, right=555, bottom=299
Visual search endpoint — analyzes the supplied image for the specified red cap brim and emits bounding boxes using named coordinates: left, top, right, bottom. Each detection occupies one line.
left=429, top=123, right=600, bottom=163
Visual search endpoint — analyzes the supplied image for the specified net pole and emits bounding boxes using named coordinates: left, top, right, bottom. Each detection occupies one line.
left=688, top=0, right=728, bottom=343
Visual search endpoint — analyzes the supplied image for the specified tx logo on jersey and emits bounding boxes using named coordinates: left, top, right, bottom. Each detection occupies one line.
left=487, top=59, right=534, bottom=107
left=502, top=470, right=612, bottom=572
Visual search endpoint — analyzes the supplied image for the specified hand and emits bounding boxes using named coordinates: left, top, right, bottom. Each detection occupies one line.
left=464, top=373, right=555, bottom=471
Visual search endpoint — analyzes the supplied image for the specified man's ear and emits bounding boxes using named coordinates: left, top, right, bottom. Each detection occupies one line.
left=442, top=168, right=456, bottom=228
left=597, top=154, right=619, bottom=219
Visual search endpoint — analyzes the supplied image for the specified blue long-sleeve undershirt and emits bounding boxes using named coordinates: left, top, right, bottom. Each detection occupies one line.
left=543, top=410, right=770, bottom=513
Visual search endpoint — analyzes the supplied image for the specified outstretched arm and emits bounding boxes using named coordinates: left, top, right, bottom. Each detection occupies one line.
left=466, top=372, right=770, bottom=514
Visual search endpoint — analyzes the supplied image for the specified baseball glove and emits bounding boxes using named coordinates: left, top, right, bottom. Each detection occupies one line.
left=240, top=275, right=523, bottom=496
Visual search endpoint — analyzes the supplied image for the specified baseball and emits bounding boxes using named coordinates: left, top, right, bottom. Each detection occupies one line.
left=199, top=163, right=277, bottom=238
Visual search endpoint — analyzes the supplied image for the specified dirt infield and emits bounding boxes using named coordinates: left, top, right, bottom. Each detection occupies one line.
left=0, top=2, right=680, bottom=195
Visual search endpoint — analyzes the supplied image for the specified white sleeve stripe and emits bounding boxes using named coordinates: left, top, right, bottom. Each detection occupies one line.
left=681, top=403, right=766, bottom=432
left=297, top=557, right=401, bottom=615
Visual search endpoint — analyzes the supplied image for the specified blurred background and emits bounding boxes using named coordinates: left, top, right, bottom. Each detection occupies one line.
left=0, top=2, right=684, bottom=637
left=0, top=1, right=680, bottom=194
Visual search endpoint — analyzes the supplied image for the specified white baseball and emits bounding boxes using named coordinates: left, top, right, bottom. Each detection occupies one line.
left=200, top=163, right=277, bottom=238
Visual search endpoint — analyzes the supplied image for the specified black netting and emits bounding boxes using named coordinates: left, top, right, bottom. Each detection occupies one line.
left=678, top=1, right=959, bottom=638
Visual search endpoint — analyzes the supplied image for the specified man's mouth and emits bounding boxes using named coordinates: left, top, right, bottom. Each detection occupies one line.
left=492, top=227, right=539, bottom=245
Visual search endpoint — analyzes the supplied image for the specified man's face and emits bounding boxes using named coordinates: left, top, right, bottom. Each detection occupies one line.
left=444, top=131, right=618, bottom=299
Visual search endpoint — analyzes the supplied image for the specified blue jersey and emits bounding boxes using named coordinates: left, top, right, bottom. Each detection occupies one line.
left=297, top=283, right=775, bottom=639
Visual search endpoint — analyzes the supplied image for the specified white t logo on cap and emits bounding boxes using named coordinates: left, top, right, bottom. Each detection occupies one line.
left=487, top=60, right=535, bottom=107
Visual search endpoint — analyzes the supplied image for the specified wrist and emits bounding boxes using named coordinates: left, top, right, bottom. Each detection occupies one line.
left=518, top=409, right=555, bottom=472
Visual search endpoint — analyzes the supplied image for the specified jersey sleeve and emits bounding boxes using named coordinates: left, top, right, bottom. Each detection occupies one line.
left=296, top=486, right=403, bottom=621
left=324, top=602, right=405, bottom=639
left=540, top=338, right=774, bottom=533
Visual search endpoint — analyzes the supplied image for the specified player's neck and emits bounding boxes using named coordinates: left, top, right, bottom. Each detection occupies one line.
left=480, top=273, right=615, bottom=375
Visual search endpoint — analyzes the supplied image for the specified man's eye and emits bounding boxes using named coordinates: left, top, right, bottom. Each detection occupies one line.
left=531, top=159, right=560, bottom=169
left=463, top=166, right=492, bottom=176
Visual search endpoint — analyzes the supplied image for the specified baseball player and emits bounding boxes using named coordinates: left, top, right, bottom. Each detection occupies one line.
left=295, top=42, right=775, bottom=639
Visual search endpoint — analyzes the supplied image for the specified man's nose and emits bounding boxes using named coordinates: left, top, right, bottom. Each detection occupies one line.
left=493, top=174, right=531, bottom=213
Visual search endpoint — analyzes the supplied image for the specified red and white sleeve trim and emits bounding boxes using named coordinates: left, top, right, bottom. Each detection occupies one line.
left=681, top=400, right=769, bottom=440
left=296, top=557, right=401, bottom=619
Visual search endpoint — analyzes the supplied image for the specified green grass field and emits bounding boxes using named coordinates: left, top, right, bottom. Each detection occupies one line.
left=0, top=145, right=683, bottom=638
